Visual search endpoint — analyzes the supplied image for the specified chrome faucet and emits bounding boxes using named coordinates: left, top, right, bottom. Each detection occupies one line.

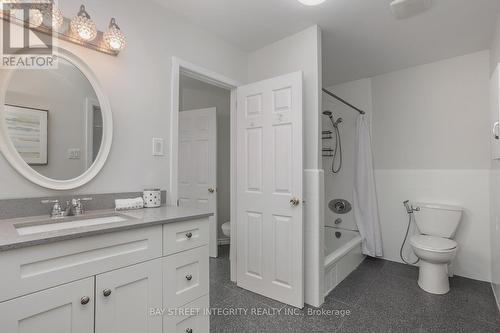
left=42, top=197, right=93, bottom=218
left=71, top=197, right=93, bottom=216
left=41, top=199, right=65, bottom=218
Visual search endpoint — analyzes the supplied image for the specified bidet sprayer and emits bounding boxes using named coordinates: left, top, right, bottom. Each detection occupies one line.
left=403, top=200, right=420, bottom=214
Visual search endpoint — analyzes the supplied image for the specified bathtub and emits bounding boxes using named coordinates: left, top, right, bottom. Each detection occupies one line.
left=324, top=226, right=365, bottom=296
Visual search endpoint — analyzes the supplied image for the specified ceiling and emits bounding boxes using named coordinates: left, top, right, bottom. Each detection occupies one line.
left=155, top=0, right=500, bottom=85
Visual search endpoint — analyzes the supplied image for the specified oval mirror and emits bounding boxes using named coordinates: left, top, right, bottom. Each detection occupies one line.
left=0, top=48, right=112, bottom=190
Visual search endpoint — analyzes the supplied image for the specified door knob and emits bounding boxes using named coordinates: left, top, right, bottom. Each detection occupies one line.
left=103, top=289, right=112, bottom=297
left=186, top=329, right=193, bottom=333
left=208, top=187, right=215, bottom=193
left=186, top=232, right=193, bottom=239
left=289, top=197, right=300, bottom=207
left=80, top=296, right=90, bottom=305
left=186, top=274, right=193, bottom=281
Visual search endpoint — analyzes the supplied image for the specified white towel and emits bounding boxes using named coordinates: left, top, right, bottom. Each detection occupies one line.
left=115, top=197, right=144, bottom=211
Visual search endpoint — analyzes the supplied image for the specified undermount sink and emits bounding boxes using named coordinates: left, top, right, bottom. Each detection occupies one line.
left=15, top=213, right=131, bottom=236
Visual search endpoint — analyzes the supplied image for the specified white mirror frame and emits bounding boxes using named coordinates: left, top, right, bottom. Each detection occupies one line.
left=0, top=47, right=113, bottom=190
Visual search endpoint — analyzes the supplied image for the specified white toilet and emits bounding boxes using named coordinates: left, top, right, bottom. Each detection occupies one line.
left=409, top=203, right=463, bottom=295
left=221, top=221, right=231, bottom=237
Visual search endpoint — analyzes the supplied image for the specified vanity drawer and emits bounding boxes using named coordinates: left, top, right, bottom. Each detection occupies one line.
left=163, top=246, right=209, bottom=308
left=163, top=218, right=209, bottom=256
left=0, top=226, right=162, bottom=302
left=163, top=295, right=209, bottom=333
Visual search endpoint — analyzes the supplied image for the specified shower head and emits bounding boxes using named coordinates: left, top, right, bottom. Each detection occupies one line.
left=323, top=110, right=333, bottom=118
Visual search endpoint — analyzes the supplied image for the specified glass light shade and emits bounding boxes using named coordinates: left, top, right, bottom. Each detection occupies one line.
left=42, top=5, right=63, bottom=29
left=71, top=5, right=97, bottom=41
left=29, top=9, right=43, bottom=27
left=297, top=0, right=326, bottom=5
left=103, top=18, right=126, bottom=51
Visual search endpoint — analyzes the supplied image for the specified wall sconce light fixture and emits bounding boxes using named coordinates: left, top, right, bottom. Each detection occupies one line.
left=28, top=8, right=43, bottom=28
left=42, top=2, right=63, bottom=29
left=104, top=18, right=125, bottom=51
left=0, top=2, right=126, bottom=56
left=71, top=5, right=97, bottom=41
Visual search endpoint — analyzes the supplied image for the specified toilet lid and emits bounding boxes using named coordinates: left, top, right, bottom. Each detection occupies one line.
left=410, top=235, right=457, bottom=251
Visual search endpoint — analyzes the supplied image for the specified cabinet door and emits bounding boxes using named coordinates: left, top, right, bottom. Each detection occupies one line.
left=0, top=277, right=94, bottom=333
left=95, top=259, right=162, bottom=333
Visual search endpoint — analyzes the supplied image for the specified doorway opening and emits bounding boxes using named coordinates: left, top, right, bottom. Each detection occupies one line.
left=169, top=57, right=240, bottom=280
left=178, top=74, right=231, bottom=258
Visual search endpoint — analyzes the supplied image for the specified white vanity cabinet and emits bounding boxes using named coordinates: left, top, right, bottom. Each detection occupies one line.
left=95, top=259, right=163, bottom=333
left=0, top=216, right=211, bottom=333
left=0, top=277, right=95, bottom=333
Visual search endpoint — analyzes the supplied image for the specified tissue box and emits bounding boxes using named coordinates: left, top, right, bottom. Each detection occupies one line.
left=143, top=189, right=161, bottom=208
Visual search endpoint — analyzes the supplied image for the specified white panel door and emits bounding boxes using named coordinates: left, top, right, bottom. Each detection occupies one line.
left=179, top=108, right=218, bottom=258
left=236, top=71, right=304, bottom=308
left=95, top=259, right=162, bottom=333
left=491, top=65, right=500, bottom=159
left=0, top=278, right=94, bottom=333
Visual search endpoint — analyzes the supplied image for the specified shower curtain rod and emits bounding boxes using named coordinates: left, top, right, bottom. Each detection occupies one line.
left=322, top=88, right=366, bottom=115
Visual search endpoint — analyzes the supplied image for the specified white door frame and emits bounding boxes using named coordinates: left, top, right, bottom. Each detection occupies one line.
left=170, top=57, right=241, bottom=280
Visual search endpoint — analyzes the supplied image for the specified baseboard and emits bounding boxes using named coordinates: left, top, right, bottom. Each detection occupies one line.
left=218, top=238, right=230, bottom=245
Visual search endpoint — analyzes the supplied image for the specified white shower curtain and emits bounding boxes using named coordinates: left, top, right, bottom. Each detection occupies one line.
left=353, top=114, right=383, bottom=257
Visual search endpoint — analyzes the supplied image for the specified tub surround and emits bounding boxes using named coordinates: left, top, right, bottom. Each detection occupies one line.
left=0, top=205, right=211, bottom=251
left=324, top=227, right=365, bottom=295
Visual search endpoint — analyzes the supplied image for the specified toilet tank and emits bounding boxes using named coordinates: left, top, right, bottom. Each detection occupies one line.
left=413, top=203, right=463, bottom=238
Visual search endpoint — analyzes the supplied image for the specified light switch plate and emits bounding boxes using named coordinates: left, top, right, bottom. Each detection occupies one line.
left=152, top=138, right=164, bottom=156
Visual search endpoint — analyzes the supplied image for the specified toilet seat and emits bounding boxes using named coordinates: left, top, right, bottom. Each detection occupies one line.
left=410, top=235, right=457, bottom=252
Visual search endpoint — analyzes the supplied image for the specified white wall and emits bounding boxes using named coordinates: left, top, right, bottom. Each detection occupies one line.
left=0, top=0, right=248, bottom=200
left=325, top=51, right=492, bottom=282
left=323, top=79, right=373, bottom=231
left=247, top=25, right=323, bottom=306
left=179, top=75, right=231, bottom=242
left=490, top=16, right=500, bottom=74
left=489, top=14, right=500, bottom=307
left=372, top=51, right=492, bottom=282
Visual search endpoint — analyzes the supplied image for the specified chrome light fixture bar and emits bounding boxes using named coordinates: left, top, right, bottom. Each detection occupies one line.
left=0, top=2, right=124, bottom=56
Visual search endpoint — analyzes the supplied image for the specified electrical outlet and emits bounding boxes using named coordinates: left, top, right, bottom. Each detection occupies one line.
left=67, top=148, right=81, bottom=159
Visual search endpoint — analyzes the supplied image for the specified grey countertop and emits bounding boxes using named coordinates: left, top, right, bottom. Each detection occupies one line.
left=0, top=206, right=213, bottom=251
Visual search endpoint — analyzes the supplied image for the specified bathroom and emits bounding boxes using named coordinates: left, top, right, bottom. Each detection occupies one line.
left=0, top=0, right=500, bottom=332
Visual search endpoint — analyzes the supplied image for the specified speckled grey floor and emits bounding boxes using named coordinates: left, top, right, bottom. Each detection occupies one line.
left=210, top=245, right=500, bottom=333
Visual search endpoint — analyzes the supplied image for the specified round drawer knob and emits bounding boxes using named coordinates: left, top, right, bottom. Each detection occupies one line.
left=103, top=289, right=112, bottom=297
left=80, top=296, right=90, bottom=305
left=186, top=328, right=193, bottom=333
left=185, top=274, right=193, bottom=281
left=186, top=232, right=193, bottom=239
